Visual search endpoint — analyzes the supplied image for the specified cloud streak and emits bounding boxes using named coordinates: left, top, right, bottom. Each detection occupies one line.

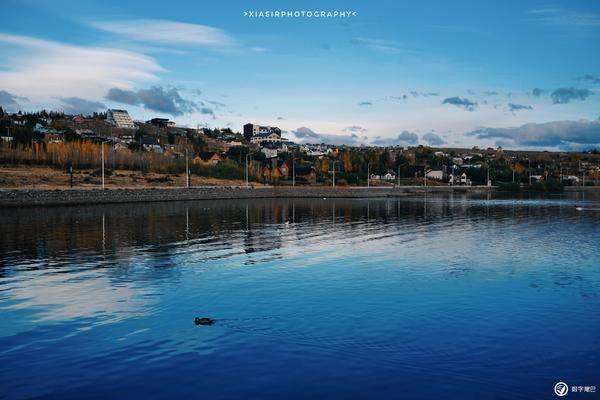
left=529, top=8, right=600, bottom=30
left=91, top=19, right=235, bottom=47
left=351, top=38, right=416, bottom=54
left=508, top=103, right=533, bottom=112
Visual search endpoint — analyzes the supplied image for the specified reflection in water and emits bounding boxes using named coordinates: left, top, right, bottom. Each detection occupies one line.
left=0, top=194, right=599, bottom=400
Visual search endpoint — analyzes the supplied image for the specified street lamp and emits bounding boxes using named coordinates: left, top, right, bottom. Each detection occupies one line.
left=101, top=142, right=105, bottom=189
left=245, top=153, right=252, bottom=187
left=367, top=162, right=371, bottom=187
left=292, top=156, right=295, bottom=187
left=332, top=161, right=336, bottom=187
left=185, top=148, right=190, bottom=188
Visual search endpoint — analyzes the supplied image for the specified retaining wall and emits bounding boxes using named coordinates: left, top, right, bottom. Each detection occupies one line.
left=0, top=185, right=496, bottom=207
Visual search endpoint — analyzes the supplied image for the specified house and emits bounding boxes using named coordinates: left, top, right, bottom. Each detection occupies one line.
left=277, top=160, right=289, bottom=179
left=382, top=172, right=396, bottom=181
left=147, top=118, right=176, bottom=128
left=563, top=175, right=580, bottom=184
left=426, top=170, right=444, bottom=181
left=295, top=165, right=317, bottom=184
left=34, top=123, right=49, bottom=134
left=449, top=172, right=471, bottom=186
left=262, top=146, right=278, bottom=159
left=44, top=133, right=64, bottom=144
left=530, top=175, right=543, bottom=183
left=107, top=109, right=136, bottom=129
left=113, top=142, right=129, bottom=151
left=193, top=152, right=223, bottom=165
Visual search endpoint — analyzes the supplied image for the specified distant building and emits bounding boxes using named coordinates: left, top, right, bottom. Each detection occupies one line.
left=107, top=109, right=136, bottom=129
left=426, top=170, right=444, bottom=180
left=193, top=152, right=223, bottom=165
left=147, top=118, right=176, bottom=128
left=243, top=123, right=281, bottom=141
left=252, top=131, right=282, bottom=146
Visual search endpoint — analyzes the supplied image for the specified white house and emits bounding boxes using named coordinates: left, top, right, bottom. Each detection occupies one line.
left=262, top=147, right=278, bottom=158
left=426, top=170, right=444, bottom=180
left=449, top=172, right=471, bottom=186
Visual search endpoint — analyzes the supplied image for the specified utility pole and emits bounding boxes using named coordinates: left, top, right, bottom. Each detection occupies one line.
left=332, top=161, right=336, bottom=187
left=292, top=156, right=295, bottom=187
left=185, top=148, right=189, bottom=188
left=101, top=143, right=105, bottom=189
left=246, top=153, right=251, bottom=187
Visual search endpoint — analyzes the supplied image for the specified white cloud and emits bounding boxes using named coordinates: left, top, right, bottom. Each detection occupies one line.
left=0, top=33, right=163, bottom=104
left=351, top=38, right=417, bottom=54
left=529, top=8, right=600, bottom=29
left=91, top=19, right=235, bottom=47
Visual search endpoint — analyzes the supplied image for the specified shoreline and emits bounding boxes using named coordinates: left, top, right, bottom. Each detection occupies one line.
left=0, top=185, right=597, bottom=208
left=0, top=185, right=493, bottom=207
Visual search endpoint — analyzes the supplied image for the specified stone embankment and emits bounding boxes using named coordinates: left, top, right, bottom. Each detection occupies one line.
left=0, top=185, right=498, bottom=207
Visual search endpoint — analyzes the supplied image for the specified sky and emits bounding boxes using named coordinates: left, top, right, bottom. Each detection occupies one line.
left=0, top=0, right=599, bottom=150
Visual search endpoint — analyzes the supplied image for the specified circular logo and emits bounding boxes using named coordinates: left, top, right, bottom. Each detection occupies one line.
left=554, top=382, right=569, bottom=397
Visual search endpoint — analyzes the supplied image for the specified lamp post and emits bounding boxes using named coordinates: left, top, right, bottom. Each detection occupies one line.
left=185, top=148, right=190, bottom=188
left=397, top=164, right=400, bottom=187
left=101, top=143, right=105, bottom=189
left=245, top=153, right=251, bottom=187
left=367, top=162, right=371, bottom=187
left=332, top=161, right=336, bottom=187
left=292, top=156, right=295, bottom=187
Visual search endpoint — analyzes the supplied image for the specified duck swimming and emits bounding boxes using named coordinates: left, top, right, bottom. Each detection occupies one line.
left=194, top=317, right=214, bottom=326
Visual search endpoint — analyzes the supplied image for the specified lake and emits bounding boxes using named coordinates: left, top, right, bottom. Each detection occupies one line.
left=1, top=193, right=599, bottom=399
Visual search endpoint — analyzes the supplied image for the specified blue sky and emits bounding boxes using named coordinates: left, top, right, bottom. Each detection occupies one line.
left=0, top=0, right=599, bottom=149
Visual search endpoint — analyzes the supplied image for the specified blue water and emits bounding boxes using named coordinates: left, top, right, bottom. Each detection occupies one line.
left=1, top=194, right=599, bottom=399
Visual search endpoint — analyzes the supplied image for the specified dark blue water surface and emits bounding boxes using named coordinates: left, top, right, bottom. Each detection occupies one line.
left=1, top=193, right=599, bottom=400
